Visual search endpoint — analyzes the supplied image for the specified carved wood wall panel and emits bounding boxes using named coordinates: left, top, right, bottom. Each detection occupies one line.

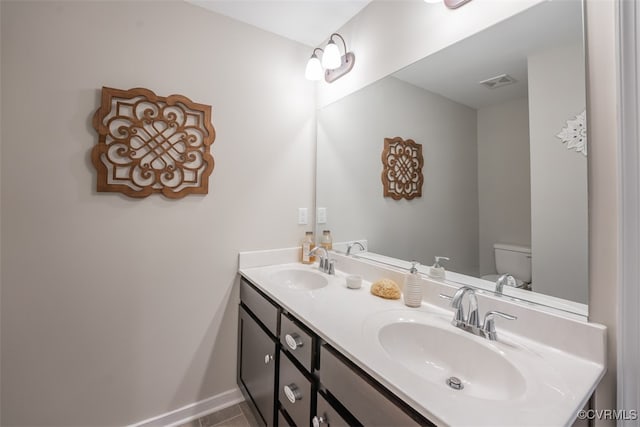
left=381, top=137, right=424, bottom=200
left=92, top=87, right=215, bottom=199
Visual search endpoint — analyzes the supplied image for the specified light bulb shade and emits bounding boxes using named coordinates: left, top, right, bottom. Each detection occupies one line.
left=305, top=55, right=323, bottom=81
left=322, top=41, right=342, bottom=69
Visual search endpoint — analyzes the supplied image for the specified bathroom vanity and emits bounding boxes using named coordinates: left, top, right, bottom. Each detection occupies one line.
left=238, top=275, right=428, bottom=426
left=237, top=248, right=606, bottom=427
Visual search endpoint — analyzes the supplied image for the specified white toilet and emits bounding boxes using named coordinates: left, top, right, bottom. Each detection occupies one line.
left=481, top=243, right=532, bottom=289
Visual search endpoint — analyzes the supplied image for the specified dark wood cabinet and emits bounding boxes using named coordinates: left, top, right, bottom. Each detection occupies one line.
left=238, top=305, right=277, bottom=426
left=314, top=391, right=354, bottom=427
left=279, top=350, right=313, bottom=426
left=319, top=344, right=430, bottom=426
left=238, top=277, right=433, bottom=427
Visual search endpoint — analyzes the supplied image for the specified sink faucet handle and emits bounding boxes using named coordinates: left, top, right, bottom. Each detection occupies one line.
left=439, top=291, right=466, bottom=325
left=438, top=293, right=453, bottom=301
left=482, top=311, right=517, bottom=341
left=328, top=259, right=336, bottom=275
left=318, top=256, right=326, bottom=271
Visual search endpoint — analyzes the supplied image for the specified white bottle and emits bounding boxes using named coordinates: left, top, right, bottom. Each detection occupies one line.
left=403, top=261, right=422, bottom=308
left=428, top=256, right=450, bottom=280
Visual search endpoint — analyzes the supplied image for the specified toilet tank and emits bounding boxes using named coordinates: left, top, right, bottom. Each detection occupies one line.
left=494, top=243, right=532, bottom=283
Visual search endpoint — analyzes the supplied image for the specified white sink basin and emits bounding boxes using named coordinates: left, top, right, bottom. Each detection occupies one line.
left=241, top=261, right=606, bottom=426
left=269, top=268, right=328, bottom=290
left=378, top=321, right=526, bottom=401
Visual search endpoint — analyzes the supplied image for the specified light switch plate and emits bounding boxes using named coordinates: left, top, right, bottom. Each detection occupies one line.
left=317, top=207, right=327, bottom=224
left=298, top=208, right=308, bottom=225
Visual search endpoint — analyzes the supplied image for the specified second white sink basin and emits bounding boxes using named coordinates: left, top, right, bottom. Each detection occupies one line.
left=269, top=268, right=328, bottom=290
left=378, top=321, right=527, bottom=401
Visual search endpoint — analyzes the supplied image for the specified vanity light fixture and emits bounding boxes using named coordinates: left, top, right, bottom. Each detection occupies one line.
left=304, top=48, right=324, bottom=81
left=322, top=37, right=342, bottom=69
left=305, top=33, right=355, bottom=83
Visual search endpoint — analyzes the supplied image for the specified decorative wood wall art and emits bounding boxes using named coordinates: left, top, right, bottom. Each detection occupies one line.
left=92, top=87, right=215, bottom=199
left=381, top=137, right=424, bottom=200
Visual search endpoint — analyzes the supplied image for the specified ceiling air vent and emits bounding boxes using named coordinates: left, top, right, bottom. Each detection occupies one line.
left=479, top=73, right=517, bottom=89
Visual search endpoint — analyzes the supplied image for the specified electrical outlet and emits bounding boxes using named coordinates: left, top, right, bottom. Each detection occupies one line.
left=298, top=208, right=308, bottom=225
left=317, top=207, right=327, bottom=224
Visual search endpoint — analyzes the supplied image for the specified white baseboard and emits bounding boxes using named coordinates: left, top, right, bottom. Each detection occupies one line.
left=128, top=388, right=245, bottom=427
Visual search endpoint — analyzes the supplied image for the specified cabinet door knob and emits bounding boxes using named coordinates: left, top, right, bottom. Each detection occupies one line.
left=312, top=415, right=327, bottom=427
left=285, top=333, right=303, bottom=351
left=263, top=354, right=274, bottom=364
left=283, top=383, right=302, bottom=403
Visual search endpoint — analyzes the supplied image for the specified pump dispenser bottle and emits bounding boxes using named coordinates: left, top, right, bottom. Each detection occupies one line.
left=320, top=230, right=333, bottom=250
left=428, top=256, right=450, bottom=279
left=403, top=261, right=422, bottom=308
left=301, top=231, right=315, bottom=264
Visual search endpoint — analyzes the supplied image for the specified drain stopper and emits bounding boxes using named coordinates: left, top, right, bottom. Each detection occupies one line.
left=446, top=376, right=464, bottom=390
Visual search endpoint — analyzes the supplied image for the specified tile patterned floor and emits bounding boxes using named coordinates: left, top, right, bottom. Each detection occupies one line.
left=178, top=401, right=260, bottom=427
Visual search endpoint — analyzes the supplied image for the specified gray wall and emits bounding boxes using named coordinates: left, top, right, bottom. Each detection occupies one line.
left=0, top=1, right=315, bottom=425
left=477, top=97, right=531, bottom=277
left=317, top=76, right=479, bottom=275
left=528, top=43, right=588, bottom=304
left=0, top=0, right=623, bottom=422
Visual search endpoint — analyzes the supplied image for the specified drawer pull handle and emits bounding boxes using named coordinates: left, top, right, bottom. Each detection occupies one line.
left=285, top=333, right=303, bottom=351
left=264, top=354, right=274, bottom=364
left=283, top=383, right=302, bottom=404
left=312, top=415, right=327, bottom=427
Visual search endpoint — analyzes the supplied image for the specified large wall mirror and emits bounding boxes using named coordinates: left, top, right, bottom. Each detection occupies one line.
left=316, top=0, right=588, bottom=316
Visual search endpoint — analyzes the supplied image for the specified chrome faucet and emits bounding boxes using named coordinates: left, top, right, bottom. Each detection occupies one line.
left=482, top=311, right=517, bottom=341
left=449, top=286, right=480, bottom=328
left=308, top=246, right=335, bottom=275
left=495, top=274, right=515, bottom=294
left=440, top=286, right=516, bottom=341
left=346, top=241, right=365, bottom=256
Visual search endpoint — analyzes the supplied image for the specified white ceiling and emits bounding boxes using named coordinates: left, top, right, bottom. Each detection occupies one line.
left=186, top=0, right=371, bottom=47
left=393, top=0, right=584, bottom=109
left=186, top=0, right=583, bottom=109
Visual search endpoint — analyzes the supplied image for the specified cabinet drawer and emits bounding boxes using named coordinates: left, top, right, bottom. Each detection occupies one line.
left=241, top=279, right=279, bottom=336
left=314, top=391, right=354, bottom=427
left=280, top=313, right=314, bottom=372
left=320, top=345, right=428, bottom=427
left=279, top=350, right=313, bottom=426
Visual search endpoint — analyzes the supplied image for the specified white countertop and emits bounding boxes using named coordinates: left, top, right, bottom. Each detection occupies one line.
left=239, top=254, right=606, bottom=427
left=351, top=250, right=588, bottom=319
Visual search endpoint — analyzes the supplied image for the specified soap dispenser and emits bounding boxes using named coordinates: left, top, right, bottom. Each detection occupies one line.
left=403, top=261, right=422, bottom=308
left=428, top=256, right=450, bottom=280
left=300, top=231, right=316, bottom=264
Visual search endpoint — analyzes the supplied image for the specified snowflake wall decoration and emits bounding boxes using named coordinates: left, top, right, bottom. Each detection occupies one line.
left=556, top=110, right=587, bottom=157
